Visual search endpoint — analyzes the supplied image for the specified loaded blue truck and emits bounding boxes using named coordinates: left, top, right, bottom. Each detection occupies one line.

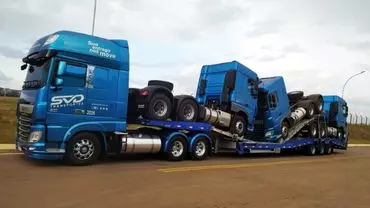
left=323, top=95, right=349, bottom=146
left=16, top=30, right=349, bottom=165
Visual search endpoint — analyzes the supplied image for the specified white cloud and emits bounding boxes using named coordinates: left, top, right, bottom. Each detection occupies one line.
left=0, top=0, right=369, bottom=117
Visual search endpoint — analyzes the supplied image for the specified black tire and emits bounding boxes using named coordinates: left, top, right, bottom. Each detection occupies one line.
left=324, top=143, right=332, bottom=155
left=65, top=132, right=101, bottom=166
left=230, top=115, right=247, bottom=137
left=166, top=136, right=187, bottom=161
left=148, top=80, right=174, bottom=91
left=177, top=99, right=199, bottom=122
left=317, top=142, right=325, bottom=155
left=146, top=93, right=172, bottom=120
left=319, top=123, right=327, bottom=138
left=190, top=138, right=210, bottom=160
left=297, top=100, right=315, bottom=118
left=309, top=122, right=318, bottom=138
left=281, top=121, right=289, bottom=140
left=306, top=144, right=317, bottom=156
left=305, top=94, right=324, bottom=114
left=288, top=91, right=304, bottom=104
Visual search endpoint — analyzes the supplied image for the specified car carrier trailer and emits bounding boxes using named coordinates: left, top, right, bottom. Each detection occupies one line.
left=15, top=30, right=348, bottom=165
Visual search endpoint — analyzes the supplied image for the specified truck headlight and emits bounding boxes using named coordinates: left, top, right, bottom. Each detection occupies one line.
left=265, top=130, right=274, bottom=137
left=29, top=131, right=42, bottom=143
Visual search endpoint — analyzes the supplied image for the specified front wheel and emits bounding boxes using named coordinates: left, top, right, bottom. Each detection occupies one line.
left=281, top=121, right=289, bottom=140
left=190, top=138, right=210, bottom=160
left=65, top=132, right=101, bottom=166
left=230, top=115, right=247, bottom=137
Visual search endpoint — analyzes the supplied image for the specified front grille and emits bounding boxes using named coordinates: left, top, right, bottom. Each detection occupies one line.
left=17, top=113, right=32, bottom=142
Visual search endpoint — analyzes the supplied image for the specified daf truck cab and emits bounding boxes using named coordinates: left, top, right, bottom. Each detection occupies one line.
left=323, top=95, right=348, bottom=143
left=16, top=31, right=130, bottom=162
left=195, top=61, right=259, bottom=136
left=252, top=77, right=291, bottom=142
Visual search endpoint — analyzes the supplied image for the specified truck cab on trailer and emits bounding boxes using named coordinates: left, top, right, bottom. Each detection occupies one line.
left=323, top=95, right=348, bottom=142
left=195, top=61, right=259, bottom=136
left=16, top=31, right=130, bottom=162
left=252, top=77, right=290, bottom=142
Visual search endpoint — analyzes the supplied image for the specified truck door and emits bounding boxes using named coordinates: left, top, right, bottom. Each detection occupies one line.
left=84, top=65, right=119, bottom=118
left=48, top=60, right=87, bottom=116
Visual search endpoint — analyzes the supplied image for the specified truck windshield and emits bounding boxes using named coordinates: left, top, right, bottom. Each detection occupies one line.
left=22, top=59, right=51, bottom=89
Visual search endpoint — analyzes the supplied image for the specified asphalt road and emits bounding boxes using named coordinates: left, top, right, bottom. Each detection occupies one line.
left=1, top=148, right=370, bottom=208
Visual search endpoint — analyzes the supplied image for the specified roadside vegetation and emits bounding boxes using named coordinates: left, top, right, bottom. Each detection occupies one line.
left=0, top=97, right=369, bottom=144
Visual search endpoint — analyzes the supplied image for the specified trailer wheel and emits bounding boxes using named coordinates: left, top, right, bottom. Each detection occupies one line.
left=306, top=144, right=316, bottom=156
left=146, top=93, right=172, bottom=120
left=65, top=132, right=101, bottom=166
left=177, top=99, right=198, bottom=122
left=230, top=115, right=247, bottom=137
left=190, top=138, right=210, bottom=160
left=317, top=142, right=325, bottom=155
left=324, top=143, right=332, bottom=155
left=166, top=136, right=187, bottom=161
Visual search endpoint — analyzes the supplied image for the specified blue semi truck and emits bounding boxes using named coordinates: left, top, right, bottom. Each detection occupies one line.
left=16, top=31, right=348, bottom=165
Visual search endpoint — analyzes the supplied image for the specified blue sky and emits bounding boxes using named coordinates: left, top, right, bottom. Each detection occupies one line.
left=0, top=0, right=369, bottom=118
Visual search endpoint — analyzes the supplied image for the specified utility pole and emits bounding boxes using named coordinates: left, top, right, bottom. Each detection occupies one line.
left=92, top=0, right=97, bottom=35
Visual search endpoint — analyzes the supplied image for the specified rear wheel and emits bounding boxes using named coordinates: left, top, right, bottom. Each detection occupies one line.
left=319, top=123, right=327, bottom=138
left=306, top=94, right=324, bottom=114
left=288, top=91, right=304, bottom=104
left=305, top=103, right=315, bottom=118
left=177, top=99, right=198, bottom=122
left=166, top=136, right=187, bottom=161
left=230, top=115, right=247, bottom=137
left=309, top=122, right=318, bottom=138
left=190, top=138, right=210, bottom=160
left=148, top=80, right=174, bottom=91
left=146, top=93, right=172, bottom=120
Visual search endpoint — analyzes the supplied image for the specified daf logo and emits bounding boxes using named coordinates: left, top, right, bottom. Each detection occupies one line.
left=51, top=94, right=85, bottom=106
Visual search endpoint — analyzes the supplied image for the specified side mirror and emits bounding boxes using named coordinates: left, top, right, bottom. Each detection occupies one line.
left=57, top=61, right=67, bottom=76
left=21, top=64, right=28, bottom=71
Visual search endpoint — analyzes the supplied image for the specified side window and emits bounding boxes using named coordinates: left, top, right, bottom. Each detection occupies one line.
left=248, top=78, right=258, bottom=96
left=268, top=92, right=278, bottom=110
left=60, top=64, right=86, bottom=87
